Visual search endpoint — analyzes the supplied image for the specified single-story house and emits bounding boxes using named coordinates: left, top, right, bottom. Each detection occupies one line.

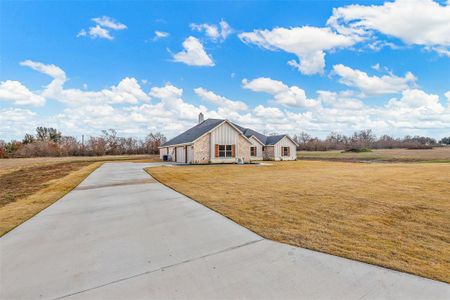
left=159, top=113, right=298, bottom=164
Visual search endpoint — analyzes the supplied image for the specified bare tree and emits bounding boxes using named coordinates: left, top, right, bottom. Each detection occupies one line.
left=145, top=132, right=167, bottom=154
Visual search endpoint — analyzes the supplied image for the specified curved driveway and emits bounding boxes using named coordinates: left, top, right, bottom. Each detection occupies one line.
left=1, top=162, right=448, bottom=299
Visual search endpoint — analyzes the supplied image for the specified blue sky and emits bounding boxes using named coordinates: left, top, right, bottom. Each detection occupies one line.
left=1, top=0, right=449, bottom=141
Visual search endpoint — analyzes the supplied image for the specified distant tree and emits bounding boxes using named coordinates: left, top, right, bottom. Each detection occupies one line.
left=145, top=132, right=167, bottom=154
left=102, top=129, right=120, bottom=154
left=294, top=132, right=312, bottom=150
left=4, top=140, right=23, bottom=157
left=0, top=140, right=6, bottom=158
left=22, top=133, right=35, bottom=144
left=349, top=129, right=376, bottom=149
left=59, top=136, right=80, bottom=156
left=36, top=127, right=62, bottom=143
left=86, top=136, right=107, bottom=156
left=440, top=137, right=450, bottom=145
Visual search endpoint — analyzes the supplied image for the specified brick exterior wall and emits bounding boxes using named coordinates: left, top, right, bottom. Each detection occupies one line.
left=237, top=135, right=251, bottom=163
left=192, top=133, right=210, bottom=164
left=263, top=146, right=275, bottom=160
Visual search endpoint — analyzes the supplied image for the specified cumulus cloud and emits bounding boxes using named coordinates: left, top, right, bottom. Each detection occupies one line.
left=172, top=36, right=214, bottom=66
left=242, top=77, right=318, bottom=108
left=327, top=0, right=450, bottom=56
left=386, top=89, right=444, bottom=114
left=150, top=84, right=208, bottom=121
left=190, top=20, right=233, bottom=42
left=253, top=105, right=284, bottom=119
left=194, top=87, right=248, bottom=111
left=332, top=64, right=417, bottom=95
left=239, top=26, right=357, bottom=75
left=2, top=60, right=449, bottom=141
left=20, top=60, right=149, bottom=105
left=77, top=16, right=127, bottom=40
left=0, top=108, right=38, bottom=139
left=0, top=80, right=46, bottom=106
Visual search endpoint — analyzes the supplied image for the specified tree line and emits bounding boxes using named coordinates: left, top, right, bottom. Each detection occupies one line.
left=0, top=127, right=167, bottom=158
left=292, top=130, right=450, bottom=151
left=1, top=127, right=449, bottom=158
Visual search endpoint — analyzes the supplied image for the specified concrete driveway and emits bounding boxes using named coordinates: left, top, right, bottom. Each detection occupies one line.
left=1, top=162, right=448, bottom=299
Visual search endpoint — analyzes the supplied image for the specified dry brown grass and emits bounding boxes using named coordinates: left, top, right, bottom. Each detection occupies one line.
left=298, top=147, right=450, bottom=163
left=147, top=161, right=450, bottom=283
left=0, top=155, right=158, bottom=176
left=0, top=155, right=159, bottom=236
left=0, top=163, right=101, bottom=236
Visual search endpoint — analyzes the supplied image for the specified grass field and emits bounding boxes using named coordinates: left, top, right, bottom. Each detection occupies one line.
left=298, top=147, right=450, bottom=163
left=147, top=160, right=450, bottom=283
left=0, top=155, right=158, bottom=236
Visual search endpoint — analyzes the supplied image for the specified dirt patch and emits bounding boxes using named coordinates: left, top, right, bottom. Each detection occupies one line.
left=0, top=162, right=92, bottom=207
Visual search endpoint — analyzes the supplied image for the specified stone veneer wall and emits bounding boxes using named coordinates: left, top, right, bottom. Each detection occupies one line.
left=192, top=134, right=210, bottom=164
left=237, top=135, right=251, bottom=163
left=263, top=146, right=274, bottom=160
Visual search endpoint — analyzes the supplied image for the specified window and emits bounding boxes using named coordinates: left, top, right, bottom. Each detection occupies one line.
left=250, top=146, right=257, bottom=157
left=218, top=145, right=233, bottom=157
left=282, top=146, right=290, bottom=156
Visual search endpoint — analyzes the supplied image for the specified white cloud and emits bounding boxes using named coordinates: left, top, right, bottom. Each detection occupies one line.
left=0, top=108, right=38, bottom=139
left=332, top=64, right=417, bottom=95
left=327, top=0, right=450, bottom=56
left=445, top=91, right=450, bottom=102
left=92, top=16, right=127, bottom=30
left=253, top=105, right=284, bottom=119
left=20, top=60, right=149, bottom=105
left=88, top=25, right=113, bottom=40
left=78, top=16, right=127, bottom=40
left=386, top=89, right=444, bottom=114
left=0, top=80, right=46, bottom=106
left=20, top=60, right=66, bottom=82
left=150, top=84, right=208, bottom=121
left=430, top=46, right=450, bottom=57
left=77, top=29, right=87, bottom=38
left=153, top=31, right=169, bottom=41
left=194, top=87, right=248, bottom=111
left=172, top=36, right=214, bottom=66
left=317, top=90, right=365, bottom=110
left=242, top=77, right=318, bottom=108
left=3, top=60, right=449, bottom=141
left=239, top=26, right=357, bottom=75
left=190, top=20, right=232, bottom=42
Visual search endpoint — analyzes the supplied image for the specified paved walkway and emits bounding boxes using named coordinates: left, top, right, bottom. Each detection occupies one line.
left=1, top=163, right=448, bottom=299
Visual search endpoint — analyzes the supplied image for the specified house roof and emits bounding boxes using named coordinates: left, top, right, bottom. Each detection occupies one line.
left=161, top=118, right=297, bottom=147
left=161, top=119, right=224, bottom=147
left=265, top=135, right=287, bottom=145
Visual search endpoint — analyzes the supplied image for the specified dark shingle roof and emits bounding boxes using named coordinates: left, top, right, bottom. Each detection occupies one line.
left=161, top=118, right=293, bottom=147
left=265, top=135, right=287, bottom=145
left=230, top=123, right=267, bottom=144
left=161, top=119, right=224, bottom=147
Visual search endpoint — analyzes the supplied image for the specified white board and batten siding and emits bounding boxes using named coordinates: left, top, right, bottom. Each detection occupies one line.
left=274, top=136, right=297, bottom=160
left=210, top=122, right=240, bottom=161
left=249, top=136, right=263, bottom=160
